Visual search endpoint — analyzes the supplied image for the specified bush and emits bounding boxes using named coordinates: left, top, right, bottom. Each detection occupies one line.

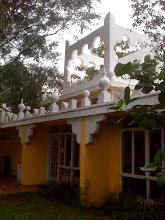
left=38, top=181, right=80, bottom=206
left=99, top=189, right=165, bottom=220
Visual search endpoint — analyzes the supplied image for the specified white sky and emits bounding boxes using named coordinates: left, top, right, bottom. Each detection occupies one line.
left=98, top=0, right=132, bottom=28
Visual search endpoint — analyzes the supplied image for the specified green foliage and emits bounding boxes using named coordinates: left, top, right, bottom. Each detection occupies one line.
left=74, top=43, right=105, bottom=82
left=0, top=0, right=100, bottom=108
left=0, top=1, right=13, bottom=32
left=80, top=179, right=90, bottom=207
left=0, top=211, right=17, bottom=220
left=114, top=38, right=140, bottom=59
left=111, top=55, right=165, bottom=130
left=99, top=190, right=159, bottom=220
left=38, top=181, right=80, bottom=206
left=0, top=192, right=106, bottom=219
left=140, top=149, right=165, bottom=186
left=91, top=43, right=106, bottom=58
left=0, top=61, right=63, bottom=113
left=130, top=0, right=164, bottom=62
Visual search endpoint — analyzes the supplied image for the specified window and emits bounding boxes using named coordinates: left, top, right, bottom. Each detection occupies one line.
left=121, top=128, right=165, bottom=199
left=48, top=125, right=80, bottom=183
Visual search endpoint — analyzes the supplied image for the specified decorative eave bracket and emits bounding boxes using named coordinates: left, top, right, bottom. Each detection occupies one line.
left=16, top=124, right=37, bottom=144
left=67, top=114, right=107, bottom=145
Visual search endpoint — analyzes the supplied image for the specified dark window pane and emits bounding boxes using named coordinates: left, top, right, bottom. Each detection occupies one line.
left=65, top=135, right=71, bottom=166
left=49, top=126, right=59, bottom=133
left=61, top=126, right=72, bottom=133
left=150, top=180, right=162, bottom=199
left=73, top=137, right=80, bottom=167
left=122, top=131, right=132, bottom=173
left=149, top=129, right=161, bottom=162
left=59, top=135, right=65, bottom=165
left=134, top=131, right=145, bottom=175
left=122, top=177, right=146, bottom=198
left=50, top=135, right=59, bottom=179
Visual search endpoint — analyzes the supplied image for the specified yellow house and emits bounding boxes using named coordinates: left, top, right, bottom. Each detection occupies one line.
left=0, top=12, right=163, bottom=202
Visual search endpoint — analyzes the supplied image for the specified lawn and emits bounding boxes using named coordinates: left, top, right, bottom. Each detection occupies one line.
left=0, top=192, right=108, bottom=220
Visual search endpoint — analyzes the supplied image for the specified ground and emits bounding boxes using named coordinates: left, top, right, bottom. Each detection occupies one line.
left=0, top=192, right=108, bottom=220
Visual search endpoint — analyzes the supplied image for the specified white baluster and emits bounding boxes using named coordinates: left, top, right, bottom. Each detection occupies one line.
left=17, top=99, right=25, bottom=120
left=25, top=106, right=31, bottom=118
left=49, top=93, right=59, bottom=113
left=81, top=90, right=91, bottom=107
left=61, top=102, right=68, bottom=111
left=98, top=69, right=111, bottom=104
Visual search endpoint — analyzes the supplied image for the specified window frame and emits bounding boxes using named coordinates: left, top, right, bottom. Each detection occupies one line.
left=48, top=125, right=80, bottom=183
left=120, top=127, right=165, bottom=199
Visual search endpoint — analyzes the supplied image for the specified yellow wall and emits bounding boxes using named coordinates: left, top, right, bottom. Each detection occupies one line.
left=80, top=117, right=121, bottom=203
left=21, top=124, right=49, bottom=185
left=0, top=128, right=22, bottom=175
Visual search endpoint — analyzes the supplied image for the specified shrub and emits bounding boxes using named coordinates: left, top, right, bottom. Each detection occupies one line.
left=38, top=181, right=80, bottom=206
left=99, top=189, right=161, bottom=220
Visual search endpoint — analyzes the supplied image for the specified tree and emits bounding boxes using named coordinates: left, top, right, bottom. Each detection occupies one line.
left=0, top=0, right=13, bottom=32
left=0, top=0, right=100, bottom=111
left=0, top=61, right=63, bottom=113
left=130, top=0, right=164, bottom=62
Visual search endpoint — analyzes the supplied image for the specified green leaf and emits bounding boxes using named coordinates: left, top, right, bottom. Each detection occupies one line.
left=124, top=87, right=130, bottom=105
left=140, top=164, right=157, bottom=171
left=114, top=62, right=132, bottom=77
left=154, top=149, right=164, bottom=164
left=157, top=71, right=165, bottom=80
left=109, top=106, right=120, bottom=110
left=117, top=99, right=124, bottom=108
left=144, top=55, right=151, bottom=63
left=142, top=63, right=153, bottom=70
left=141, top=86, right=153, bottom=94
left=158, top=92, right=165, bottom=105
left=156, top=172, right=165, bottom=186
left=146, top=162, right=158, bottom=169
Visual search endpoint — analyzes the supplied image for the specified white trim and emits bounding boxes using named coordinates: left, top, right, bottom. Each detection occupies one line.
left=0, top=92, right=160, bottom=129
left=121, top=127, right=164, bottom=199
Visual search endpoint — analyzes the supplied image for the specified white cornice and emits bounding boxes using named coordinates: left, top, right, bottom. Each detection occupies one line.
left=0, top=92, right=160, bottom=129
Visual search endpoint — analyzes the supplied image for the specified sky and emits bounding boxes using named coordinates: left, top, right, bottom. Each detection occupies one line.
left=95, top=0, right=132, bottom=28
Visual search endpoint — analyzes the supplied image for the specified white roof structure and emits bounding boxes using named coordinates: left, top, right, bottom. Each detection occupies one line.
left=0, top=12, right=158, bottom=143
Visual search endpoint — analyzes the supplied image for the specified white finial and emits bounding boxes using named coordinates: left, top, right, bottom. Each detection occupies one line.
left=25, top=106, right=31, bottom=112
left=18, top=99, right=25, bottom=112
left=99, top=70, right=110, bottom=91
left=98, top=69, right=111, bottom=104
left=25, top=106, right=31, bottom=118
left=50, top=92, right=59, bottom=103
left=49, top=92, right=59, bottom=113
left=81, top=90, right=91, bottom=107
left=17, top=99, right=25, bottom=119
left=82, top=90, right=90, bottom=98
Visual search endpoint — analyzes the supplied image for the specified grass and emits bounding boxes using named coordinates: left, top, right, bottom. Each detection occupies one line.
left=0, top=192, right=108, bottom=220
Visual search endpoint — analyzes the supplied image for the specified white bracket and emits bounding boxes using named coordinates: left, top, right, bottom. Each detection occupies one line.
left=85, top=114, right=107, bottom=144
left=67, top=114, right=106, bottom=145
left=16, top=124, right=37, bottom=144
left=67, top=118, right=81, bottom=144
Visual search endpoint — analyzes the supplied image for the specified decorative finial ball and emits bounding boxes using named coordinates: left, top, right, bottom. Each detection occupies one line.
left=18, top=99, right=25, bottom=112
left=51, top=92, right=59, bottom=103
left=106, top=71, right=114, bottom=79
left=25, top=106, right=31, bottom=112
left=41, top=93, right=46, bottom=101
left=99, top=74, right=110, bottom=90
left=82, top=90, right=90, bottom=98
